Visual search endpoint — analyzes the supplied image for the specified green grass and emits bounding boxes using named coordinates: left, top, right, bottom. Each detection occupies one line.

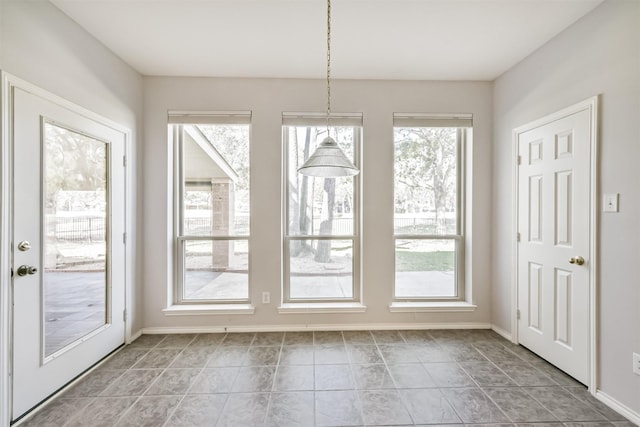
left=396, top=250, right=454, bottom=272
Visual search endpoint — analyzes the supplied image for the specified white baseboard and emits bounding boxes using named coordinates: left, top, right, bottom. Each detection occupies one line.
left=141, top=322, right=493, bottom=335
left=491, top=324, right=513, bottom=342
left=127, top=329, right=143, bottom=344
left=595, top=390, right=640, bottom=426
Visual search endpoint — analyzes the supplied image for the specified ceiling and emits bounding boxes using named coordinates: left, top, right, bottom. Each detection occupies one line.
left=50, top=0, right=603, bottom=81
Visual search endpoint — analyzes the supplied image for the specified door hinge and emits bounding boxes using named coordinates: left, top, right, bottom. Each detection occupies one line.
left=123, top=232, right=127, bottom=244
left=123, top=309, right=127, bottom=322
left=123, top=155, right=127, bottom=167
left=517, top=155, right=522, bottom=165
left=517, top=309, right=521, bottom=320
left=516, top=232, right=521, bottom=242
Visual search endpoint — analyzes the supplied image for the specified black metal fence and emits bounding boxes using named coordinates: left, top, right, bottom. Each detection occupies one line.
left=184, top=216, right=250, bottom=236
left=46, top=214, right=454, bottom=242
left=45, top=216, right=106, bottom=242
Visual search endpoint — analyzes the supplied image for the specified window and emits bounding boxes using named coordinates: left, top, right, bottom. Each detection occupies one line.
left=393, top=114, right=470, bottom=300
left=170, top=112, right=251, bottom=303
left=283, top=113, right=361, bottom=302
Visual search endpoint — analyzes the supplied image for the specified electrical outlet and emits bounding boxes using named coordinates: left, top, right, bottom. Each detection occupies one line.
left=262, top=292, right=270, bottom=304
left=633, top=352, right=640, bottom=376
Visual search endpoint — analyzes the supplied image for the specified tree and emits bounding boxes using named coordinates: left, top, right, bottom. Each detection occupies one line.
left=394, top=127, right=457, bottom=233
left=44, top=123, right=107, bottom=211
left=298, top=128, right=313, bottom=236
left=289, top=127, right=314, bottom=257
left=315, top=177, right=335, bottom=262
left=287, top=126, right=356, bottom=264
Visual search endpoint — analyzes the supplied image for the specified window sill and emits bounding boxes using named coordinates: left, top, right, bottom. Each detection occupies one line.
left=278, top=302, right=367, bottom=314
left=389, top=301, right=477, bottom=313
left=162, top=304, right=255, bottom=316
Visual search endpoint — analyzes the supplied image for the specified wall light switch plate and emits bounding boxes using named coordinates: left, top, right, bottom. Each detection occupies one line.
left=633, top=352, right=640, bottom=376
left=262, top=292, right=270, bottom=304
left=603, top=193, right=619, bottom=212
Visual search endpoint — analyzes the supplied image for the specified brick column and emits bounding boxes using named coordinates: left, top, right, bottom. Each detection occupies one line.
left=211, top=179, right=234, bottom=268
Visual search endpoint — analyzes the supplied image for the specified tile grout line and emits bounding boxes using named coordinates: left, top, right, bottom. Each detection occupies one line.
left=370, top=330, right=416, bottom=426
left=432, top=332, right=520, bottom=425
left=262, top=332, right=286, bottom=426
left=58, top=357, right=132, bottom=427
left=160, top=332, right=222, bottom=427
left=107, top=339, right=163, bottom=426
left=215, top=332, right=256, bottom=425
left=342, top=331, right=365, bottom=427
left=206, top=332, right=234, bottom=426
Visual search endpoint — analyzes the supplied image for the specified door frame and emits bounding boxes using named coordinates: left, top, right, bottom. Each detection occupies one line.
left=0, top=71, right=134, bottom=426
left=511, top=96, right=599, bottom=392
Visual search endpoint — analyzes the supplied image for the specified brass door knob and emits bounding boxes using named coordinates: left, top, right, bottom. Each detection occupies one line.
left=569, top=256, right=585, bottom=266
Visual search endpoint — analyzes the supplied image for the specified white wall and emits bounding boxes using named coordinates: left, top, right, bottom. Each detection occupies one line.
left=143, top=77, right=493, bottom=330
left=0, top=0, right=144, bottom=332
left=492, top=0, right=640, bottom=414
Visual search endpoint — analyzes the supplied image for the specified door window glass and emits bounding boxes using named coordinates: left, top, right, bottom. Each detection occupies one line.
left=43, top=122, right=109, bottom=357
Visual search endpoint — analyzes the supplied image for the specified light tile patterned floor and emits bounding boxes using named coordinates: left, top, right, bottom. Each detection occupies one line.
left=19, top=329, right=637, bottom=427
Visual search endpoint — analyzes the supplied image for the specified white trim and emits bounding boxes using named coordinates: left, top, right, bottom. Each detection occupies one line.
left=588, top=97, right=599, bottom=393
left=123, top=128, right=134, bottom=347
left=594, top=390, right=640, bottom=426
left=491, top=324, right=513, bottom=341
left=512, top=96, right=599, bottom=391
left=127, top=329, right=143, bottom=344
left=278, top=303, right=367, bottom=314
left=393, top=113, right=473, bottom=128
left=388, top=301, right=476, bottom=313
left=511, top=125, right=520, bottom=345
left=282, top=112, right=363, bottom=126
left=162, top=304, right=256, bottom=316
left=0, top=71, right=13, bottom=427
left=140, top=322, right=494, bottom=335
left=0, top=72, right=133, bottom=426
left=168, top=111, right=252, bottom=125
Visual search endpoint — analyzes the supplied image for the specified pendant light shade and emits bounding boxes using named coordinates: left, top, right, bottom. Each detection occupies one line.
left=297, top=0, right=360, bottom=178
left=297, top=136, right=359, bottom=177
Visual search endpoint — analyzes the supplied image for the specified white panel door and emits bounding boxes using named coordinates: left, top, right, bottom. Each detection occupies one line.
left=11, top=87, right=126, bottom=420
left=517, top=104, right=592, bottom=384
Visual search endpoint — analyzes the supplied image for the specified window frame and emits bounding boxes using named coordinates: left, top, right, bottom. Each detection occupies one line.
left=282, top=114, right=362, bottom=304
left=170, top=112, right=252, bottom=305
left=392, top=117, right=469, bottom=302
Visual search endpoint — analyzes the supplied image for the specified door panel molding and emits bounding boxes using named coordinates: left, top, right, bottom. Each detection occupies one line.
left=0, top=71, right=133, bottom=426
left=512, top=96, right=598, bottom=392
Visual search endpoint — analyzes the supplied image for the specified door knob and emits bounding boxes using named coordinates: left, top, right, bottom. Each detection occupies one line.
left=569, top=256, right=585, bottom=266
left=16, top=265, right=38, bottom=276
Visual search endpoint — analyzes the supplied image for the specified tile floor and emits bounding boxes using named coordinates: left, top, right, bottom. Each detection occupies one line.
left=19, top=329, right=636, bottom=427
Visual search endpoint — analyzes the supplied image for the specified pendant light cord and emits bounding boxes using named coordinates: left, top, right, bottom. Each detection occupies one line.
left=326, top=0, right=332, bottom=136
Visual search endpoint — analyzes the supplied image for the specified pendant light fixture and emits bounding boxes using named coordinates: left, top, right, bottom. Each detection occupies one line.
left=297, top=0, right=360, bottom=177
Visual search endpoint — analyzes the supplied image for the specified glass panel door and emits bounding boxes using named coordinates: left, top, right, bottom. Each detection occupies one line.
left=11, top=86, right=126, bottom=421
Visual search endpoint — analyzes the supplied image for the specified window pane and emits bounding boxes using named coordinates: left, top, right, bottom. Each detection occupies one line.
left=289, top=239, right=353, bottom=299
left=183, top=124, right=250, bottom=236
left=287, top=126, right=355, bottom=236
left=183, top=239, right=248, bottom=300
left=396, top=239, right=457, bottom=298
left=43, top=122, right=108, bottom=357
left=394, top=127, right=457, bottom=235
left=395, top=239, right=456, bottom=298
